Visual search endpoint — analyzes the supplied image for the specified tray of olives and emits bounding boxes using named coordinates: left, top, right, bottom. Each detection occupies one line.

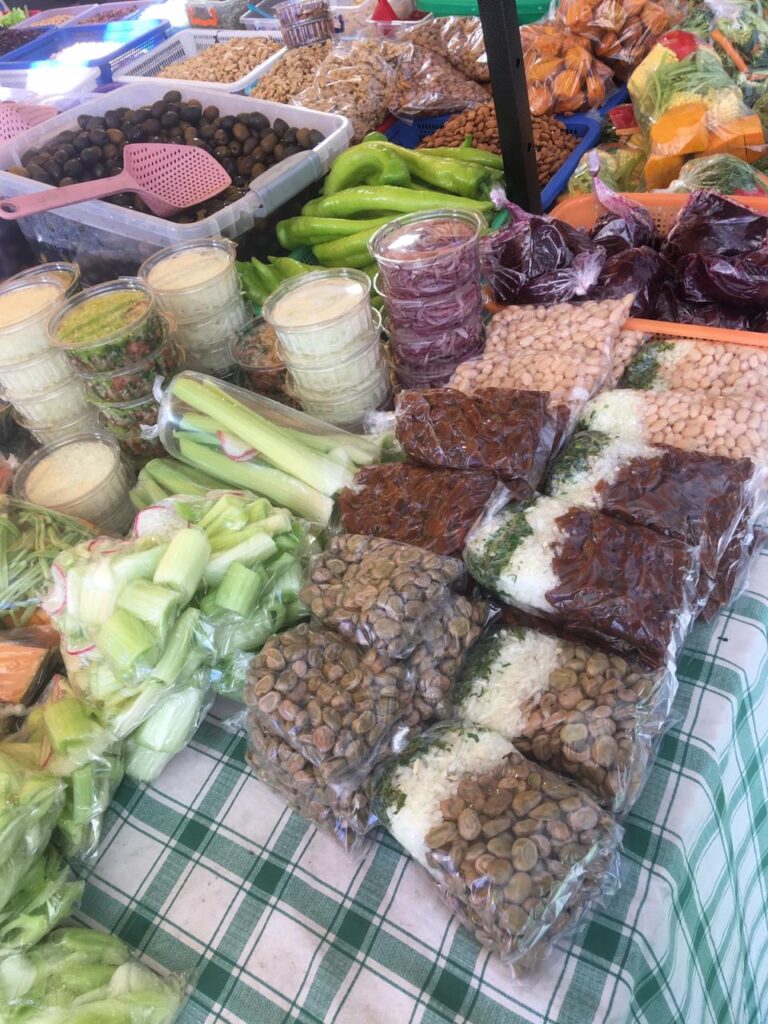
left=0, top=82, right=353, bottom=282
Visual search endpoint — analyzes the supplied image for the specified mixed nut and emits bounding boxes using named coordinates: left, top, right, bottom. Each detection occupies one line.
left=250, top=40, right=332, bottom=104
left=156, top=36, right=282, bottom=85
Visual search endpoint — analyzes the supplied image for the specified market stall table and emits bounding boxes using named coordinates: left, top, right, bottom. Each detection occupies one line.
left=72, top=546, right=768, bottom=1024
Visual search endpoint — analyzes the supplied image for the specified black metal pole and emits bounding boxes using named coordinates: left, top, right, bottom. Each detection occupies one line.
left=477, top=0, right=541, bottom=213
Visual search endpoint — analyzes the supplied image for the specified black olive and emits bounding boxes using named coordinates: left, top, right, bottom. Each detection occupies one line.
left=106, top=128, right=125, bottom=146
left=221, top=158, right=236, bottom=176
left=115, top=107, right=129, bottom=117
left=260, top=132, right=278, bottom=154
left=43, top=161, right=62, bottom=183
left=77, top=114, right=90, bottom=130
left=89, top=128, right=108, bottom=147
left=104, top=158, right=118, bottom=173
left=203, top=105, right=219, bottom=122
left=273, top=143, right=285, bottom=160
left=168, top=125, right=184, bottom=139
left=213, top=128, right=228, bottom=145
left=236, top=155, right=254, bottom=175
left=273, top=118, right=288, bottom=138
left=63, top=158, right=84, bottom=178
left=283, top=144, right=301, bottom=158
left=28, top=165, right=51, bottom=184
left=232, top=123, right=250, bottom=143
left=86, top=116, right=106, bottom=131
left=150, top=100, right=166, bottom=119
left=242, top=136, right=258, bottom=156
left=248, top=112, right=269, bottom=132
left=251, top=145, right=265, bottom=162
left=234, top=175, right=247, bottom=188
left=21, top=149, right=39, bottom=166
left=163, top=90, right=182, bottom=103
left=309, top=129, right=325, bottom=147
left=92, top=162, right=106, bottom=179
left=228, top=140, right=241, bottom=156
left=80, top=147, right=101, bottom=166
left=190, top=138, right=208, bottom=148
left=101, top=143, right=118, bottom=161
left=127, top=126, right=145, bottom=142
left=53, top=148, right=71, bottom=165
left=133, top=108, right=152, bottom=124
left=251, top=162, right=266, bottom=179
left=58, top=130, right=77, bottom=144
left=184, top=126, right=198, bottom=141
left=296, top=127, right=312, bottom=149
left=284, top=127, right=298, bottom=144
left=104, top=110, right=121, bottom=129
left=160, top=110, right=179, bottom=129
left=181, top=105, right=202, bottom=124
left=220, top=115, right=236, bottom=132
left=59, top=176, right=75, bottom=187
left=199, top=124, right=216, bottom=141
left=213, top=145, right=229, bottom=160
left=143, top=118, right=161, bottom=136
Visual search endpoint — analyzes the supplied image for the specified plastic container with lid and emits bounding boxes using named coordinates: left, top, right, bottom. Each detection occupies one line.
left=378, top=274, right=481, bottom=332
left=274, top=0, right=337, bottom=46
left=79, top=335, right=181, bottom=403
left=263, top=268, right=373, bottom=364
left=393, top=346, right=483, bottom=388
left=292, top=368, right=390, bottom=426
left=139, top=238, right=243, bottom=323
left=16, top=405, right=102, bottom=445
left=49, top=278, right=165, bottom=373
left=13, top=432, right=134, bottom=533
left=0, top=347, right=73, bottom=401
left=10, top=374, right=90, bottom=426
left=171, top=307, right=246, bottom=374
left=109, top=427, right=166, bottom=464
left=0, top=274, right=67, bottom=368
left=231, top=317, right=288, bottom=399
left=7, top=261, right=81, bottom=298
left=368, top=209, right=484, bottom=300
left=89, top=392, right=158, bottom=432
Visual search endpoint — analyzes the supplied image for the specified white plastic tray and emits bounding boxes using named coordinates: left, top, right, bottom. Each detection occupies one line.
left=0, top=82, right=352, bottom=280
left=0, top=65, right=99, bottom=94
left=115, top=28, right=285, bottom=93
left=16, top=5, right=98, bottom=29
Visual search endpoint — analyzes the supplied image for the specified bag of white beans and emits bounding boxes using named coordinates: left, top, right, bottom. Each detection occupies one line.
left=606, top=328, right=649, bottom=389
left=372, top=723, right=622, bottom=973
left=452, top=626, right=676, bottom=814
left=619, top=338, right=768, bottom=398
left=464, top=491, right=700, bottom=667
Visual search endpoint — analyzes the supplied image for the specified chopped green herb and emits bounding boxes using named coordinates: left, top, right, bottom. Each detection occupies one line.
left=545, top=430, right=612, bottom=493
left=618, top=340, right=675, bottom=390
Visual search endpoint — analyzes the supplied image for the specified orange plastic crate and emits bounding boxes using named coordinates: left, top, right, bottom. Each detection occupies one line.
left=549, top=192, right=768, bottom=350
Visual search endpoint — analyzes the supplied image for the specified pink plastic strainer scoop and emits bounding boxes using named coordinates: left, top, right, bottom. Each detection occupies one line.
left=0, top=143, right=232, bottom=220
left=0, top=102, right=58, bottom=141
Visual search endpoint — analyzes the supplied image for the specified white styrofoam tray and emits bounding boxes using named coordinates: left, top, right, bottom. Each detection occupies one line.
left=114, top=28, right=285, bottom=93
left=0, top=82, right=352, bottom=271
left=16, top=5, right=98, bottom=30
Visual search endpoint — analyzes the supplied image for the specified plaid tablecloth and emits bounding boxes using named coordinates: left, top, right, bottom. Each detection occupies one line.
left=75, top=545, right=768, bottom=1024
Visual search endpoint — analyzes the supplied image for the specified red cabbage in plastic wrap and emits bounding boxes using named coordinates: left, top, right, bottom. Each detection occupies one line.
left=676, top=249, right=768, bottom=312
left=587, top=154, right=660, bottom=255
left=662, top=191, right=768, bottom=261
left=589, top=247, right=670, bottom=317
left=514, top=250, right=606, bottom=305
left=654, top=282, right=753, bottom=330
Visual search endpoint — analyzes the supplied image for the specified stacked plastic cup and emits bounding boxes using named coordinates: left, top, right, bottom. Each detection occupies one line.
left=48, top=278, right=179, bottom=464
left=263, top=268, right=390, bottom=427
left=0, top=274, right=99, bottom=444
left=139, top=238, right=247, bottom=376
left=368, top=210, right=486, bottom=389
left=274, top=0, right=336, bottom=48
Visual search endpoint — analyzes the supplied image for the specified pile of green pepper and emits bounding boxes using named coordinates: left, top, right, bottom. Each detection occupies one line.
left=275, top=136, right=503, bottom=273
left=236, top=255, right=316, bottom=309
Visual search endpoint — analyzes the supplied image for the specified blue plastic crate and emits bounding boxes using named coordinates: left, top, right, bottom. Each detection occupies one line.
left=383, top=111, right=600, bottom=211
left=0, top=19, right=170, bottom=83
left=599, top=83, right=630, bottom=116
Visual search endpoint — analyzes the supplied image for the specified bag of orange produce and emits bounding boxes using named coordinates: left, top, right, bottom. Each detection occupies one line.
left=558, top=0, right=680, bottom=79
left=521, top=21, right=616, bottom=115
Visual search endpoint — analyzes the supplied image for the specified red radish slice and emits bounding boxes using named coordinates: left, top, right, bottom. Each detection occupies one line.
left=65, top=641, right=96, bottom=657
left=218, top=431, right=257, bottom=461
left=42, top=564, right=67, bottom=616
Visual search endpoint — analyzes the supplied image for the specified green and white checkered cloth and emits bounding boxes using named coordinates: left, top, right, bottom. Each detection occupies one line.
left=74, top=545, right=768, bottom=1024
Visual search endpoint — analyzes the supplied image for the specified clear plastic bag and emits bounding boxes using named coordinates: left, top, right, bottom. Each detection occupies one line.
left=546, top=430, right=760, bottom=595
left=580, top=388, right=768, bottom=467
left=244, top=623, right=415, bottom=788
left=464, top=492, right=701, bottom=667
left=619, top=337, right=768, bottom=399
left=338, top=463, right=499, bottom=555
left=699, top=500, right=764, bottom=621
left=388, top=42, right=489, bottom=120
left=0, top=926, right=187, bottom=1022
left=372, top=723, right=622, bottom=973
left=521, top=21, right=615, bottom=114
left=453, top=626, right=676, bottom=813
left=606, top=328, right=649, bottom=388
left=300, top=534, right=467, bottom=660
left=294, top=39, right=395, bottom=142
left=410, top=16, right=490, bottom=82
left=0, top=848, right=83, bottom=955
left=559, top=0, right=676, bottom=79
left=392, top=388, right=565, bottom=491
left=246, top=715, right=376, bottom=855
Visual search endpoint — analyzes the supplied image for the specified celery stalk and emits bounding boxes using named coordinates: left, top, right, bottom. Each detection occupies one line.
left=116, top=580, right=179, bottom=635
left=135, top=472, right=168, bottom=506
left=171, top=376, right=353, bottom=497
left=215, top=563, right=263, bottom=616
left=149, top=608, right=206, bottom=686
left=110, top=544, right=168, bottom=588
left=96, top=609, right=158, bottom=676
left=204, top=533, right=277, bottom=585
left=178, top=438, right=333, bottom=525
left=129, top=686, right=204, bottom=755
left=153, top=528, right=210, bottom=601
left=109, top=682, right=169, bottom=739
left=198, top=494, right=250, bottom=537
left=143, top=459, right=215, bottom=497
left=77, top=560, right=118, bottom=627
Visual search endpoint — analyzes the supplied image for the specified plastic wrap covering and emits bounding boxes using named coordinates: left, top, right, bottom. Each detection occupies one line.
left=606, top=329, right=649, bottom=388
left=338, top=463, right=498, bottom=555
left=388, top=42, right=489, bottom=120
left=0, top=926, right=187, bottom=1023
left=409, top=16, right=490, bottom=83
left=372, top=724, right=622, bottom=973
left=453, top=627, right=676, bottom=813
left=246, top=714, right=377, bottom=855
left=520, top=22, right=615, bottom=114
left=464, top=493, right=700, bottom=667
left=0, top=848, right=83, bottom=955
left=392, top=388, right=566, bottom=491
left=620, top=338, right=768, bottom=399
left=580, top=388, right=768, bottom=467
left=0, top=626, right=61, bottom=732
left=559, top=0, right=677, bottom=78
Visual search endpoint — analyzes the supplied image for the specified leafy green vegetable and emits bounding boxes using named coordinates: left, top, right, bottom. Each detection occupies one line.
left=545, top=431, right=612, bottom=493
left=464, top=500, right=536, bottom=592
left=0, top=8, right=28, bottom=26
left=618, top=340, right=674, bottom=390
left=0, top=849, right=83, bottom=954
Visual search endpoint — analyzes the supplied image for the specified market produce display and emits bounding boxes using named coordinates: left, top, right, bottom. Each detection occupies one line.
left=155, top=35, right=282, bottom=83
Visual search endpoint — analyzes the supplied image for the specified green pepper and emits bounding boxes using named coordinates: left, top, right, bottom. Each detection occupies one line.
left=360, top=140, right=491, bottom=198
left=323, top=145, right=411, bottom=195
left=276, top=215, right=393, bottom=250
left=312, top=224, right=385, bottom=268
left=301, top=186, right=492, bottom=219
left=424, top=145, right=504, bottom=170
left=267, top=256, right=316, bottom=278
left=236, top=262, right=267, bottom=308
left=253, top=259, right=282, bottom=297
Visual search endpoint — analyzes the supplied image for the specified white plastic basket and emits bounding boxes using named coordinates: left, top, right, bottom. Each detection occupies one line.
left=114, top=28, right=285, bottom=92
left=239, top=11, right=280, bottom=29
left=0, top=65, right=99, bottom=94
left=16, top=5, right=98, bottom=29
left=0, top=82, right=352, bottom=282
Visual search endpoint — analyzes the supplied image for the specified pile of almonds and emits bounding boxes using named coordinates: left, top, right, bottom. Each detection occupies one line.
left=420, top=102, right=578, bottom=188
